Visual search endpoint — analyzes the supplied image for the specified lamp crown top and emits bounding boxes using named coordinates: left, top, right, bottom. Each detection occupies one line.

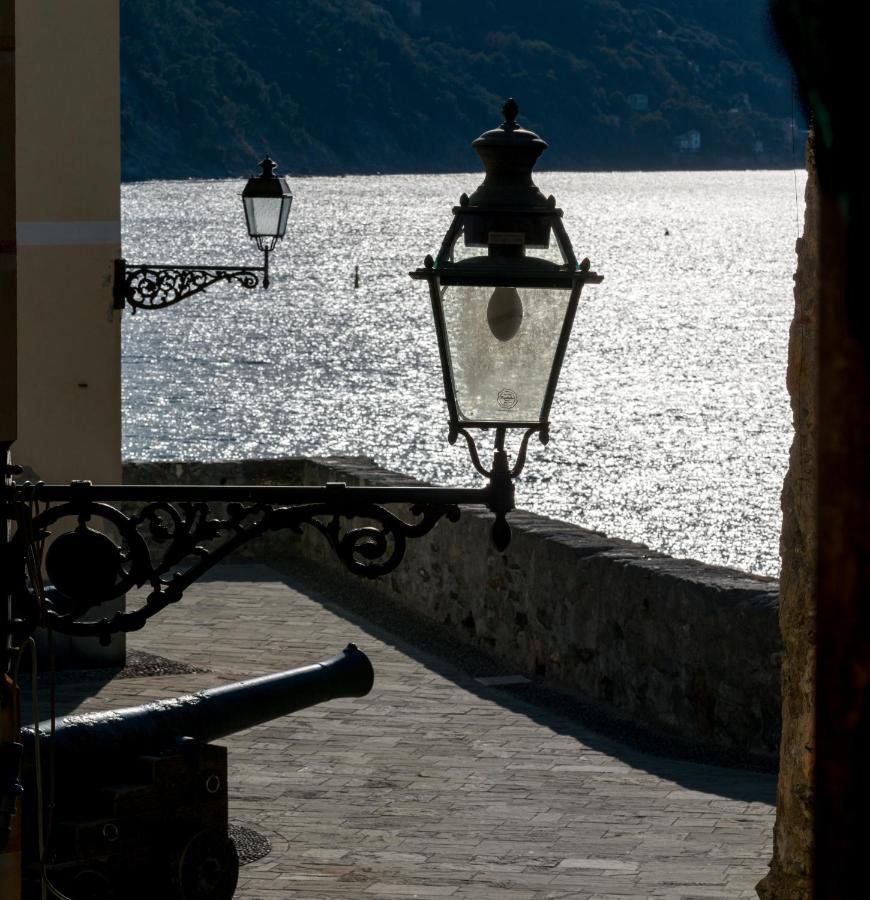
left=467, top=99, right=549, bottom=209
left=258, top=156, right=277, bottom=178
left=242, top=156, right=291, bottom=201
left=472, top=99, right=547, bottom=149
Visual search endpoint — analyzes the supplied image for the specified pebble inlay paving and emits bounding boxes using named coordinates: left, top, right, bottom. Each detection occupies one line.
left=53, top=563, right=775, bottom=899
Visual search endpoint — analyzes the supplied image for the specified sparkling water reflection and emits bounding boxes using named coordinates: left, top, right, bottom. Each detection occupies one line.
left=122, top=170, right=806, bottom=577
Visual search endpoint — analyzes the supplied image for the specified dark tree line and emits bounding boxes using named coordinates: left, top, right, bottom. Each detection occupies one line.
left=121, top=0, right=797, bottom=179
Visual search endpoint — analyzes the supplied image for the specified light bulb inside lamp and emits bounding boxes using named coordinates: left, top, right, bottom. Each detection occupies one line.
left=486, top=286, right=524, bottom=341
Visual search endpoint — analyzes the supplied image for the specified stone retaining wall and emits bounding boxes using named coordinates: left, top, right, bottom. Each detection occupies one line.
left=124, top=457, right=781, bottom=762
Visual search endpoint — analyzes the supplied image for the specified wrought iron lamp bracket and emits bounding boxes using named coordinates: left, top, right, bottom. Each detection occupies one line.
left=446, top=425, right=547, bottom=550
left=448, top=424, right=547, bottom=480
left=112, top=254, right=270, bottom=314
left=1, top=476, right=512, bottom=652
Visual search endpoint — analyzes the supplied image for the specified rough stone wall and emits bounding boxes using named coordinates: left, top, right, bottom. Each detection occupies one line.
left=757, top=150, right=818, bottom=899
left=125, top=456, right=781, bottom=762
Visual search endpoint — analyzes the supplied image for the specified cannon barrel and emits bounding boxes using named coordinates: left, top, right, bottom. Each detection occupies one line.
left=22, top=643, right=374, bottom=760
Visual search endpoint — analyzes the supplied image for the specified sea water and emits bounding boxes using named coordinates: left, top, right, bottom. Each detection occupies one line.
left=122, top=169, right=807, bottom=577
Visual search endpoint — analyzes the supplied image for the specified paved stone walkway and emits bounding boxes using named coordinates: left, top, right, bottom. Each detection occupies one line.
left=57, top=563, right=775, bottom=899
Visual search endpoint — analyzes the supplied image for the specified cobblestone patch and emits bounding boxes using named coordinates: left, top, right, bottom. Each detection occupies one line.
left=18, top=648, right=207, bottom=687
left=230, top=821, right=272, bottom=866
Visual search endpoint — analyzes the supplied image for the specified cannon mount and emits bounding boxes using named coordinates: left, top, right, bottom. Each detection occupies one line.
left=19, top=645, right=374, bottom=900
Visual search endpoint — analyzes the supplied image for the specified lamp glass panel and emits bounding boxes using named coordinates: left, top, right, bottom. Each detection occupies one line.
left=530, top=233, right=568, bottom=265
left=244, top=195, right=284, bottom=237
left=440, top=283, right=572, bottom=423
left=277, top=195, right=292, bottom=236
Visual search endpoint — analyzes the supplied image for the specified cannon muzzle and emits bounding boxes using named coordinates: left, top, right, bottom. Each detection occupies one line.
left=22, top=643, right=374, bottom=760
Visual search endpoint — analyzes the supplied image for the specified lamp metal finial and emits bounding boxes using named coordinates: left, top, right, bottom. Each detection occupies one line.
left=259, top=156, right=277, bottom=178
left=502, top=98, right=519, bottom=127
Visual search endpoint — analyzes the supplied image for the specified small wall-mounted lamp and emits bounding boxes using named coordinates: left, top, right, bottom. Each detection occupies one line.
left=113, top=157, right=292, bottom=313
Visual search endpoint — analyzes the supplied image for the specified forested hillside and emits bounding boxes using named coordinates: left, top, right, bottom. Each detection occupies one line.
left=121, top=0, right=797, bottom=179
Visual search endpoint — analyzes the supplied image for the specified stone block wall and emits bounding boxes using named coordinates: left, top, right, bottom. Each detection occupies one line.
left=757, top=140, right=818, bottom=900
left=125, top=456, right=781, bottom=762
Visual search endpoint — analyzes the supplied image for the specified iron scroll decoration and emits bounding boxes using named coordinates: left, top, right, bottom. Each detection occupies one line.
left=113, top=261, right=263, bottom=313
left=4, top=481, right=489, bottom=646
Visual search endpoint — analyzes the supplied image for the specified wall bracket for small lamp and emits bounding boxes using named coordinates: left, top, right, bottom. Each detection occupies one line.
left=113, top=157, right=292, bottom=313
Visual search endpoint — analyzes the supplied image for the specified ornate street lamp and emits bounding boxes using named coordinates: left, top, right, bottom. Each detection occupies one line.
left=3, top=99, right=601, bottom=646
left=241, top=156, right=293, bottom=259
left=113, top=157, right=292, bottom=313
left=412, top=98, right=602, bottom=545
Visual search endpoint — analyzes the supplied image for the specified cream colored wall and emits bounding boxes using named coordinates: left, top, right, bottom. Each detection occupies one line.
left=13, top=0, right=120, bottom=482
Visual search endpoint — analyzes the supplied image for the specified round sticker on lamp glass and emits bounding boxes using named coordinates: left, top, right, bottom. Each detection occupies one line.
left=497, top=388, right=518, bottom=410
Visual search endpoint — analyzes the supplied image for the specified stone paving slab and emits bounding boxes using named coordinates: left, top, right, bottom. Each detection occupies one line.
left=49, top=563, right=775, bottom=899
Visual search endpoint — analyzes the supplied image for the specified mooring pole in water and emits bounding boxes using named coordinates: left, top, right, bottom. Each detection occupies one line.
left=354, top=264, right=360, bottom=288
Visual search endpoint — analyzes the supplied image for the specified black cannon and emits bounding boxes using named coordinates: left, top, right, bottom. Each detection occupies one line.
left=19, top=643, right=374, bottom=900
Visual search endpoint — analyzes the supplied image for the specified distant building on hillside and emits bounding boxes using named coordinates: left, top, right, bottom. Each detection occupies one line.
left=674, top=130, right=701, bottom=153
left=627, top=93, right=648, bottom=112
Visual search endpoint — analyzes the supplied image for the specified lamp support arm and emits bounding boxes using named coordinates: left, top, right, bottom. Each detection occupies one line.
left=113, top=255, right=269, bottom=314
left=1, top=472, right=516, bottom=660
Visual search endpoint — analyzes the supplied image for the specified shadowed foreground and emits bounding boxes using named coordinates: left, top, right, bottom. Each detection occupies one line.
left=48, top=562, right=774, bottom=899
